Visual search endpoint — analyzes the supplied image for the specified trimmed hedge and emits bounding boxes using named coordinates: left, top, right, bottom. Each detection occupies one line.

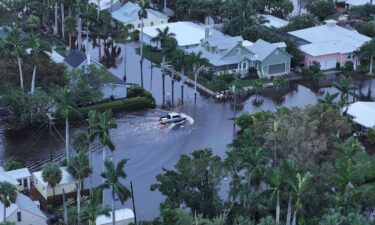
left=79, top=97, right=155, bottom=114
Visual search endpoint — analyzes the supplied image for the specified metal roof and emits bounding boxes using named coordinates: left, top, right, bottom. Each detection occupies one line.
left=111, top=2, right=168, bottom=24
left=96, top=208, right=134, bottom=225
left=262, top=14, right=288, bottom=28
left=32, top=167, right=76, bottom=187
left=345, top=101, right=375, bottom=128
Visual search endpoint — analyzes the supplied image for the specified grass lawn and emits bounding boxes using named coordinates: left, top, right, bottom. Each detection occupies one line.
left=136, top=46, right=163, bottom=64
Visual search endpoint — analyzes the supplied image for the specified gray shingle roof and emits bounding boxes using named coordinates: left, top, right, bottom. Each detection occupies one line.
left=247, top=39, right=278, bottom=61
left=63, top=50, right=87, bottom=68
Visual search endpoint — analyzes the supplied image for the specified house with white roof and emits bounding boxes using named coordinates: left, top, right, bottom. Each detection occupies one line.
left=32, top=167, right=77, bottom=200
left=96, top=208, right=135, bottom=225
left=112, top=2, right=168, bottom=30
left=188, top=32, right=292, bottom=78
left=345, top=101, right=375, bottom=129
left=288, top=20, right=371, bottom=70
left=0, top=167, right=31, bottom=192
left=338, top=0, right=374, bottom=8
left=89, top=0, right=119, bottom=11
left=262, top=14, right=289, bottom=29
left=0, top=193, right=47, bottom=225
left=141, top=22, right=216, bottom=50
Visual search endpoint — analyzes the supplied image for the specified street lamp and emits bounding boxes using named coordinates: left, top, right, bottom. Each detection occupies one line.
left=181, top=75, right=186, bottom=104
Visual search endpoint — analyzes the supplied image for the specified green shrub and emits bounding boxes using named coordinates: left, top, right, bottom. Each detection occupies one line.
left=367, top=128, right=375, bottom=145
left=4, top=160, right=23, bottom=171
left=127, top=86, right=154, bottom=102
left=79, top=97, right=155, bottom=114
left=336, top=62, right=341, bottom=70
left=344, top=61, right=354, bottom=72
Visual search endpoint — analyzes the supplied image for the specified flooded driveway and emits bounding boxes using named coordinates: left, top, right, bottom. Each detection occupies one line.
left=0, top=41, right=374, bottom=220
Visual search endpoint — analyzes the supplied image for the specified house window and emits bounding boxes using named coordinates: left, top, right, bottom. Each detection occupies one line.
left=347, top=53, right=352, bottom=59
left=151, top=22, right=154, bottom=26
left=161, top=21, right=164, bottom=23
left=17, top=212, right=21, bottom=222
left=242, top=62, right=246, bottom=69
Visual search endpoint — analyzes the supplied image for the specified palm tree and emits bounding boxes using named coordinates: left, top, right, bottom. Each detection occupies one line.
left=318, top=92, right=339, bottom=106
left=138, top=0, right=149, bottom=88
left=64, top=16, right=76, bottom=50
left=0, top=182, right=17, bottom=222
left=290, top=172, right=312, bottom=225
left=265, top=166, right=283, bottom=224
left=67, top=151, right=92, bottom=224
left=55, top=87, right=79, bottom=163
left=333, top=76, right=357, bottom=104
left=53, top=0, right=59, bottom=35
left=26, top=15, right=40, bottom=33
left=355, top=40, right=375, bottom=74
left=97, top=110, right=117, bottom=192
left=150, top=26, right=176, bottom=72
left=281, top=160, right=299, bottom=225
left=252, top=79, right=265, bottom=102
left=116, top=23, right=134, bottom=80
left=42, top=163, right=62, bottom=206
left=28, top=34, right=51, bottom=94
left=87, top=110, right=99, bottom=190
left=81, top=189, right=111, bottom=225
left=100, top=159, right=131, bottom=225
left=2, top=28, right=26, bottom=90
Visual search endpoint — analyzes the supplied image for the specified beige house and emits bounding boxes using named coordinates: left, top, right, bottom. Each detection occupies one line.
left=0, top=193, right=47, bottom=225
left=32, top=167, right=77, bottom=200
left=111, top=2, right=169, bottom=30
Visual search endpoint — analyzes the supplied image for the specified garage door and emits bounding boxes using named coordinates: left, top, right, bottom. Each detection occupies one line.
left=269, top=63, right=286, bottom=74
left=320, top=60, right=337, bottom=70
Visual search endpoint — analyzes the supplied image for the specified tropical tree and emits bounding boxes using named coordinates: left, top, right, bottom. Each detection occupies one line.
left=67, top=151, right=92, bottom=224
left=150, top=26, right=176, bottom=71
left=333, top=76, right=357, bottom=104
left=55, top=87, right=80, bottom=163
left=72, top=130, right=90, bottom=153
left=252, top=79, right=265, bottom=102
left=27, top=34, right=51, bottom=94
left=0, top=182, right=17, bottom=222
left=355, top=39, right=375, bottom=74
left=290, top=172, right=312, bottom=225
left=81, top=189, right=111, bottom=225
left=1, top=28, right=26, bottom=90
left=97, top=110, right=117, bottom=187
left=265, top=166, right=283, bottom=224
left=307, top=0, right=337, bottom=22
left=138, top=0, right=149, bottom=88
left=42, top=163, right=62, bottom=206
left=100, top=159, right=131, bottom=225
left=26, top=15, right=40, bottom=33
left=64, top=16, right=77, bottom=50
left=116, top=22, right=134, bottom=79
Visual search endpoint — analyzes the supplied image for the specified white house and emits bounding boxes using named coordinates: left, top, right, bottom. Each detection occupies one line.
left=338, top=0, right=374, bottom=8
left=0, top=167, right=31, bottom=192
left=96, top=208, right=135, bottom=225
left=288, top=20, right=371, bottom=70
left=262, top=14, right=288, bottom=28
left=112, top=2, right=169, bottom=30
left=0, top=193, right=47, bottom=225
left=89, top=0, right=119, bottom=11
left=141, top=22, right=216, bottom=50
left=32, top=167, right=77, bottom=200
left=345, top=101, right=375, bottom=129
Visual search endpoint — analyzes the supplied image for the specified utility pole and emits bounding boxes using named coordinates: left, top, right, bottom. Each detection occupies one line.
left=130, top=181, right=138, bottom=225
left=232, top=85, right=237, bottom=137
left=194, top=65, right=205, bottom=103
left=47, top=113, right=55, bottom=162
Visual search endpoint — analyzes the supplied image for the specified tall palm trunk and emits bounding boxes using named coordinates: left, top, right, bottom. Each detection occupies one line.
left=17, top=56, right=24, bottom=90
left=77, top=181, right=81, bottom=224
left=102, top=146, right=106, bottom=206
left=66, top=117, right=70, bottom=163
left=286, top=193, right=292, bottom=225
left=77, top=16, right=82, bottom=50
left=370, top=55, right=373, bottom=74
left=54, top=2, right=58, bottom=35
left=112, top=188, right=116, bottom=225
left=52, top=186, right=56, bottom=206
left=3, top=202, right=6, bottom=222
left=171, top=78, right=174, bottom=106
left=276, top=194, right=280, bottom=224
left=61, top=3, right=65, bottom=39
left=162, top=55, right=165, bottom=73
left=89, top=143, right=93, bottom=192
left=123, top=43, right=127, bottom=77
left=69, top=32, right=72, bottom=51
left=140, top=18, right=144, bottom=87
left=98, top=38, right=102, bottom=62
left=31, top=65, right=37, bottom=94
left=162, top=74, right=165, bottom=105
left=292, top=209, right=297, bottom=225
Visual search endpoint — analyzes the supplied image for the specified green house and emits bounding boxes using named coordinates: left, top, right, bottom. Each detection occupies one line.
left=189, top=35, right=292, bottom=78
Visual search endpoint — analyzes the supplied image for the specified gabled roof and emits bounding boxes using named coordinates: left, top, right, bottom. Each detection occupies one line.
left=64, top=50, right=87, bottom=68
left=33, top=167, right=76, bottom=187
left=0, top=193, right=47, bottom=222
left=247, top=39, right=279, bottom=61
left=111, top=2, right=168, bottom=24
left=5, top=168, right=31, bottom=179
left=345, top=101, right=375, bottom=128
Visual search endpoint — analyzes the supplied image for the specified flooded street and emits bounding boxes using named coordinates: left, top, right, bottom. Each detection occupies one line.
left=1, top=41, right=375, bottom=220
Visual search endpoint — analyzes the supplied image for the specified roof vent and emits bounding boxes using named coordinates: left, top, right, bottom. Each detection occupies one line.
left=205, top=28, right=210, bottom=38
left=325, top=19, right=338, bottom=26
